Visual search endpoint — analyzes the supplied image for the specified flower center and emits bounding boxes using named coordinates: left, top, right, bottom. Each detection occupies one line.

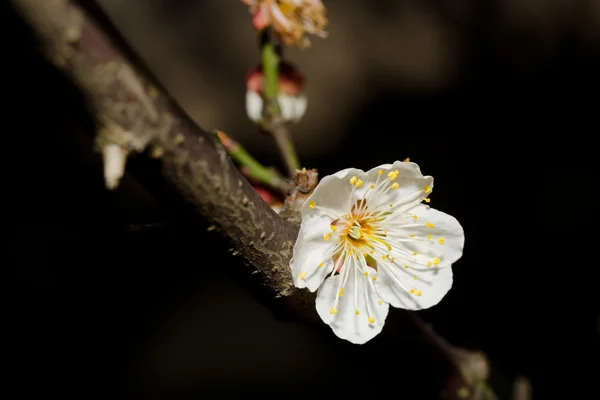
left=348, top=224, right=363, bottom=240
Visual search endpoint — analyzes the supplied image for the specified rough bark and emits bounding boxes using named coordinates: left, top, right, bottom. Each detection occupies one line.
left=10, top=0, right=316, bottom=318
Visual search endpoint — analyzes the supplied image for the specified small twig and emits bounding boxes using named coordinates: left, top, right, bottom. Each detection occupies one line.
left=215, top=130, right=287, bottom=194
left=408, top=313, right=495, bottom=399
left=260, top=29, right=301, bottom=176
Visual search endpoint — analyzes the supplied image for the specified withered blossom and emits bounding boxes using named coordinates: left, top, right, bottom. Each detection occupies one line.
left=242, top=0, right=328, bottom=48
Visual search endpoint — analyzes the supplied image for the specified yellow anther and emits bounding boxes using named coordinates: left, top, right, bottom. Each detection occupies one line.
left=378, top=169, right=382, bottom=175
left=323, top=233, right=331, bottom=241
left=350, top=176, right=358, bottom=185
left=338, top=290, right=344, bottom=297
left=410, top=288, right=415, bottom=294
left=391, top=257, right=395, bottom=262
left=382, top=254, right=389, bottom=260
left=426, top=222, right=435, bottom=228
left=413, top=251, right=418, bottom=256
left=412, top=215, right=418, bottom=220
left=387, top=170, right=399, bottom=180
left=424, top=185, right=432, bottom=193
left=425, top=198, right=431, bottom=203
left=356, top=179, right=364, bottom=188
left=363, top=252, right=368, bottom=257
left=370, top=184, right=375, bottom=189
left=392, top=182, right=399, bottom=190
left=340, top=287, right=345, bottom=293
left=318, top=262, right=324, bottom=268
left=298, top=272, right=307, bottom=280
left=372, top=276, right=377, bottom=281
left=416, top=290, right=422, bottom=297
left=427, top=235, right=433, bottom=240
left=433, top=257, right=440, bottom=265
left=404, top=265, right=409, bottom=268
left=364, top=271, right=369, bottom=277
left=355, top=309, right=360, bottom=315
left=410, top=234, right=415, bottom=238
left=308, top=201, right=316, bottom=209
left=330, top=225, right=337, bottom=232
left=413, top=276, right=417, bottom=281
left=369, top=250, right=374, bottom=254
left=368, top=317, right=375, bottom=324
left=438, top=238, right=445, bottom=245
left=329, top=307, right=338, bottom=315
left=378, top=300, right=383, bottom=305
left=389, top=203, right=393, bottom=207
left=427, top=262, right=432, bottom=267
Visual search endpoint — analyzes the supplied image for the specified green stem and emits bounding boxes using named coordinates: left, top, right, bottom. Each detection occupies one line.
left=260, top=30, right=301, bottom=176
left=261, top=39, right=280, bottom=115
left=216, top=131, right=287, bottom=193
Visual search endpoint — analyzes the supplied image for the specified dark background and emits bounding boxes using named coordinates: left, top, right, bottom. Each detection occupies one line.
left=7, top=1, right=598, bottom=398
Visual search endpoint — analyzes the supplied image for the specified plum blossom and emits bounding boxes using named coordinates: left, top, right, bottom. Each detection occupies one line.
left=242, top=0, right=328, bottom=48
left=290, top=161, right=464, bottom=344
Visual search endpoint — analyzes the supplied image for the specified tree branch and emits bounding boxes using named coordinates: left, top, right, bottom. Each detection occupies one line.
left=10, top=0, right=316, bottom=318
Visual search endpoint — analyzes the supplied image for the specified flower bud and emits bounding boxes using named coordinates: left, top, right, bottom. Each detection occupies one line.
left=245, top=60, right=307, bottom=123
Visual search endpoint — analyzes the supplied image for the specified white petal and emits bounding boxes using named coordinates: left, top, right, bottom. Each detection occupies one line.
left=316, top=266, right=389, bottom=344
left=387, top=203, right=464, bottom=268
left=245, top=90, right=263, bottom=122
left=290, top=214, right=337, bottom=291
left=278, top=94, right=294, bottom=121
left=374, top=263, right=452, bottom=310
left=365, top=160, right=433, bottom=208
left=278, top=94, right=307, bottom=122
left=293, top=93, right=308, bottom=122
left=300, top=168, right=369, bottom=218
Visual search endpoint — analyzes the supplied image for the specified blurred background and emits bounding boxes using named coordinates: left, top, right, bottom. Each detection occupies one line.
left=8, top=0, right=599, bottom=399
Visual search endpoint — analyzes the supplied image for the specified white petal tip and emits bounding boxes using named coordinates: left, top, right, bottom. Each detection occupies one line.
left=245, top=90, right=263, bottom=122
left=102, top=144, right=127, bottom=190
left=279, top=93, right=307, bottom=122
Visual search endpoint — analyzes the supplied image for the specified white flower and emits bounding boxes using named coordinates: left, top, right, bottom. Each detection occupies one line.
left=290, top=161, right=464, bottom=344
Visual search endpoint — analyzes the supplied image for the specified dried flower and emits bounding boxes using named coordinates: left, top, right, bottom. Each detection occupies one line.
left=242, top=0, right=328, bottom=48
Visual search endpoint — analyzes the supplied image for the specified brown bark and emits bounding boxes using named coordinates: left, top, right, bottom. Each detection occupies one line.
left=10, top=0, right=316, bottom=318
